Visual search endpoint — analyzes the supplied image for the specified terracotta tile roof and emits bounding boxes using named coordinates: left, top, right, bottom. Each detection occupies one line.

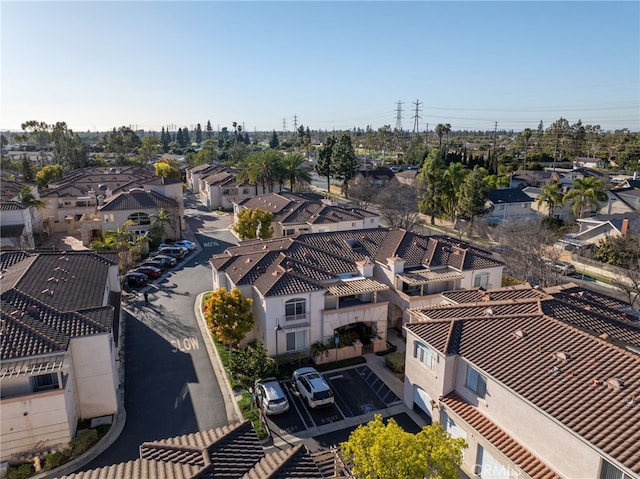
left=0, top=252, right=116, bottom=374
left=407, top=293, right=640, bottom=474
left=441, top=285, right=546, bottom=304
left=0, top=179, right=24, bottom=201
left=212, top=229, right=503, bottom=299
left=0, top=250, right=31, bottom=270
left=43, top=166, right=157, bottom=197
left=99, top=190, right=177, bottom=212
left=61, top=422, right=328, bottom=479
left=204, top=171, right=237, bottom=187
left=441, top=393, right=561, bottom=479
left=543, top=283, right=629, bottom=310
left=325, top=277, right=389, bottom=296
left=414, top=299, right=541, bottom=320
left=0, top=201, right=26, bottom=211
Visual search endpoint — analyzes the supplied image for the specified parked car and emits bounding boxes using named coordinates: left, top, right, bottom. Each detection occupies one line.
left=124, top=272, right=147, bottom=289
left=292, top=367, right=334, bottom=408
left=129, top=265, right=162, bottom=279
left=552, top=261, right=576, bottom=275
left=157, top=246, right=187, bottom=259
left=141, top=258, right=168, bottom=271
left=152, top=254, right=178, bottom=268
left=254, top=378, right=290, bottom=416
left=173, top=240, right=197, bottom=251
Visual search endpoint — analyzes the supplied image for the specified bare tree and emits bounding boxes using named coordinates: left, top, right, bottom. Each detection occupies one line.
left=374, top=179, right=421, bottom=231
left=496, top=219, right=564, bottom=287
left=347, top=173, right=376, bottom=210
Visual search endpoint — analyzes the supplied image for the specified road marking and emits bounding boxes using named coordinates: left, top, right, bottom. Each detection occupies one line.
left=171, top=337, right=200, bottom=353
left=328, top=374, right=343, bottom=380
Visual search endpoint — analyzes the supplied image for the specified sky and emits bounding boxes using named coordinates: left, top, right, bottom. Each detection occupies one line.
left=1, top=1, right=639, bottom=134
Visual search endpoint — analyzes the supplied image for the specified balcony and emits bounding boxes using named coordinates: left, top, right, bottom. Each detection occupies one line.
left=322, top=301, right=388, bottom=333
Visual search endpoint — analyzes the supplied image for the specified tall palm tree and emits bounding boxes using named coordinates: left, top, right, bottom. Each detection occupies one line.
left=282, top=153, right=311, bottom=192
left=18, top=186, right=45, bottom=210
left=435, top=124, right=446, bottom=151
left=536, top=183, right=563, bottom=217
left=562, top=177, right=607, bottom=219
left=150, top=208, right=173, bottom=239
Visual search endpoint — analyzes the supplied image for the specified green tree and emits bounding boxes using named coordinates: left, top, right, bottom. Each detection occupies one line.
left=205, top=120, right=214, bottom=140
left=233, top=208, right=274, bottom=240
left=137, top=135, right=162, bottom=164
left=316, top=134, right=336, bottom=191
left=228, top=342, right=275, bottom=391
left=458, top=166, right=490, bottom=232
left=331, top=132, right=358, bottom=192
left=195, top=123, right=203, bottom=144
left=204, top=287, right=254, bottom=347
left=18, top=186, right=45, bottom=209
left=536, top=183, right=564, bottom=218
left=20, top=154, right=35, bottom=182
left=269, top=130, right=279, bottom=149
left=441, top=162, right=468, bottom=222
left=435, top=123, right=451, bottom=152
left=562, top=176, right=607, bottom=219
left=150, top=208, right=174, bottom=240
left=154, top=160, right=181, bottom=180
left=341, top=414, right=466, bottom=479
left=282, top=152, right=311, bottom=192
left=35, top=164, right=64, bottom=189
left=417, top=152, right=446, bottom=225
left=594, top=234, right=640, bottom=308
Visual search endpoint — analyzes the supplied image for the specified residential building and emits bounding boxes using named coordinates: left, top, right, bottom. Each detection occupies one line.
left=39, top=166, right=183, bottom=245
left=403, top=283, right=640, bottom=479
left=395, top=169, right=419, bottom=186
left=233, top=192, right=379, bottom=238
left=486, top=188, right=537, bottom=225
left=0, top=250, right=122, bottom=462
left=186, top=164, right=266, bottom=211
left=0, top=181, right=44, bottom=249
left=356, top=168, right=395, bottom=186
left=60, top=421, right=347, bottom=479
left=209, top=228, right=503, bottom=358
left=559, top=213, right=640, bottom=249
left=574, top=157, right=607, bottom=169
left=510, top=170, right=562, bottom=189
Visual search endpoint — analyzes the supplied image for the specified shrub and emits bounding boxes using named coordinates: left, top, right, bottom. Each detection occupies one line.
left=70, top=429, right=99, bottom=456
left=238, top=393, right=268, bottom=440
left=6, top=463, right=34, bottom=479
left=374, top=341, right=397, bottom=356
left=385, top=351, right=405, bottom=375
left=44, top=451, right=68, bottom=470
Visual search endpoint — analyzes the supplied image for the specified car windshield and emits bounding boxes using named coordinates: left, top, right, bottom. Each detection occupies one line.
left=269, top=397, right=287, bottom=405
left=313, top=390, right=332, bottom=400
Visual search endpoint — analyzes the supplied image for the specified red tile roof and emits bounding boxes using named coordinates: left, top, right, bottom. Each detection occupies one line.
left=441, top=392, right=561, bottom=479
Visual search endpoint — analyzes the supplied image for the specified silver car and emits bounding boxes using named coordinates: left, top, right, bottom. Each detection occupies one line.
left=255, top=378, right=289, bottom=416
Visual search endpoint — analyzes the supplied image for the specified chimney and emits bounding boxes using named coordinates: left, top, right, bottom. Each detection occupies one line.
left=387, top=256, right=405, bottom=274
left=621, top=218, right=629, bottom=237
left=356, top=256, right=374, bottom=277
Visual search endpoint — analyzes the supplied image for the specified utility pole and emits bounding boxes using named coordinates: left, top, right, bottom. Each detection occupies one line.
left=425, top=123, right=429, bottom=145
left=492, top=121, right=498, bottom=173
left=395, top=101, right=403, bottom=132
left=412, top=99, right=422, bottom=133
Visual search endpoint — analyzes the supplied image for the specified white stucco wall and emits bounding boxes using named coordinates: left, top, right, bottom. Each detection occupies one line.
left=0, top=389, right=73, bottom=461
left=69, top=335, right=118, bottom=419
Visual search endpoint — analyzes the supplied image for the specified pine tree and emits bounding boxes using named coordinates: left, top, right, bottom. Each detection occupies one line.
left=269, top=130, right=279, bottom=149
left=176, top=128, right=185, bottom=148
left=183, top=127, right=190, bottom=146
left=206, top=120, right=213, bottom=139
left=195, top=123, right=203, bottom=144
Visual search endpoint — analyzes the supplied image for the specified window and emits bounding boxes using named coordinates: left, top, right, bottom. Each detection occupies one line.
left=285, top=298, right=306, bottom=321
left=33, top=373, right=59, bottom=391
left=284, top=229, right=295, bottom=236
left=473, top=273, right=489, bottom=289
left=414, top=341, right=437, bottom=370
left=128, top=212, right=151, bottom=226
left=466, top=366, right=487, bottom=398
left=600, top=460, right=633, bottom=479
left=286, top=330, right=306, bottom=351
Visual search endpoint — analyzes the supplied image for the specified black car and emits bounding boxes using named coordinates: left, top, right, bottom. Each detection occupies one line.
left=141, top=259, right=167, bottom=271
left=124, top=272, right=148, bottom=289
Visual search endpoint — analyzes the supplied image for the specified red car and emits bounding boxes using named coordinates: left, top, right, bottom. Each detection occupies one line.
left=129, top=266, right=162, bottom=279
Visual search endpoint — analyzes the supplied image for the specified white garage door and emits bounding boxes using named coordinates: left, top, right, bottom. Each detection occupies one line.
left=413, top=386, right=432, bottom=419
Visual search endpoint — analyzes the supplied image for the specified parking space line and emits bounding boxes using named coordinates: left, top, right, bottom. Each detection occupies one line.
left=282, top=380, right=315, bottom=429
left=324, top=377, right=354, bottom=417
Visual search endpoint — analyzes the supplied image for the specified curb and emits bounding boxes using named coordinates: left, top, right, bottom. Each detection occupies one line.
left=194, top=292, right=242, bottom=424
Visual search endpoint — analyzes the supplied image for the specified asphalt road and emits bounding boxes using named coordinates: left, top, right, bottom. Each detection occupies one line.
left=78, top=199, right=238, bottom=470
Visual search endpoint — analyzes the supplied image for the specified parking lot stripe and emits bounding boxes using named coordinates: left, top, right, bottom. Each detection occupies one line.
left=324, top=378, right=354, bottom=417
left=283, top=381, right=315, bottom=429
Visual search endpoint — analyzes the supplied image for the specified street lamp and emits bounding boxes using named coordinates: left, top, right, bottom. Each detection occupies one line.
left=275, top=320, right=282, bottom=372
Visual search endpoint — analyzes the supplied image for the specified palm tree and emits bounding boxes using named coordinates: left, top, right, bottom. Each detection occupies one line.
left=536, top=183, right=563, bottom=217
left=150, top=208, right=173, bottom=240
left=435, top=124, right=446, bottom=151
left=282, top=153, right=311, bottom=192
left=18, top=186, right=45, bottom=210
left=562, top=177, right=607, bottom=219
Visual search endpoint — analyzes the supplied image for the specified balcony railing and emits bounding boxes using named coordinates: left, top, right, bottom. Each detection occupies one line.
left=285, top=313, right=307, bottom=323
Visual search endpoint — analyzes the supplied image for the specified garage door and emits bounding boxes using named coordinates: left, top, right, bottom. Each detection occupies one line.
left=413, top=386, right=432, bottom=419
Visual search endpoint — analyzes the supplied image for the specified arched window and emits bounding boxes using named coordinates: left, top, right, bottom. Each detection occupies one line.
left=285, top=298, right=306, bottom=322
left=128, top=212, right=151, bottom=226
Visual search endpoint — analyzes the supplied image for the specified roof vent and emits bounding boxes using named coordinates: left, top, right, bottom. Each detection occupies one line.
left=513, top=329, right=527, bottom=339
left=605, top=378, right=624, bottom=391
left=245, top=258, right=252, bottom=263
left=484, top=307, right=494, bottom=317
left=555, top=351, right=571, bottom=362
left=599, top=333, right=609, bottom=340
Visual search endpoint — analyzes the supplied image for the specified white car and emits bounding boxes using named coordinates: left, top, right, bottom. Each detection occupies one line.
left=254, top=378, right=289, bottom=416
left=174, top=240, right=197, bottom=251
left=292, top=367, right=334, bottom=408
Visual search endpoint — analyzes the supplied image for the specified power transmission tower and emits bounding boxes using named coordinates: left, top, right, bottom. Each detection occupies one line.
left=395, top=101, right=403, bottom=131
left=292, top=115, right=298, bottom=132
left=412, top=99, right=422, bottom=133
left=282, top=117, right=287, bottom=132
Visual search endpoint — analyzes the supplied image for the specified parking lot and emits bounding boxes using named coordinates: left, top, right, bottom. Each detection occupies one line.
left=264, top=365, right=403, bottom=438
